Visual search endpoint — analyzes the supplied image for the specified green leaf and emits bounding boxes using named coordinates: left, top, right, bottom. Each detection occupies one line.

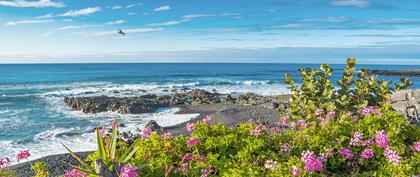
left=121, top=145, right=140, bottom=163
left=60, top=141, right=93, bottom=171
left=96, top=129, right=107, bottom=162
left=110, top=121, right=118, bottom=160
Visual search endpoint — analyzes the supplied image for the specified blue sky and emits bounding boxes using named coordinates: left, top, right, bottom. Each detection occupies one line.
left=1, top=0, right=420, bottom=64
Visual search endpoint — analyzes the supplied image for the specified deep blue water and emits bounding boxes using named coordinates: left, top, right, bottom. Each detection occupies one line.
left=1, top=63, right=419, bottom=161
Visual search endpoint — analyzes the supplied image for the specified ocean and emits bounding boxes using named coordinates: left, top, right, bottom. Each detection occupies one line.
left=1, top=63, right=419, bottom=162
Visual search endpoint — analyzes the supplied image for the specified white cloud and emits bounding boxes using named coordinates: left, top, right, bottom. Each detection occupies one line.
left=36, top=13, right=54, bottom=19
left=105, top=20, right=125, bottom=25
left=183, top=13, right=241, bottom=19
left=128, top=12, right=136, bottom=15
left=59, top=7, right=101, bottom=17
left=126, top=3, right=141, bottom=8
left=330, top=0, right=370, bottom=8
left=154, top=5, right=171, bottom=12
left=364, top=18, right=420, bottom=24
left=87, top=28, right=164, bottom=36
left=5, top=19, right=53, bottom=26
left=147, top=19, right=190, bottom=27
left=111, top=5, right=122, bottom=9
left=54, top=24, right=93, bottom=30
left=0, top=0, right=65, bottom=8
left=302, top=16, right=349, bottom=22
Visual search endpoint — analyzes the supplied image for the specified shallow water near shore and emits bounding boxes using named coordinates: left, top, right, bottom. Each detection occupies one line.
left=1, top=63, right=420, bottom=162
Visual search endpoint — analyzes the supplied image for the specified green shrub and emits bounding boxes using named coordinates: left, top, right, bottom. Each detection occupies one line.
left=74, top=58, right=419, bottom=176
left=31, top=162, right=49, bottom=177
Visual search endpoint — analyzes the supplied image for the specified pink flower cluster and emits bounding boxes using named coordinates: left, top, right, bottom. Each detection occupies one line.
left=163, top=132, right=173, bottom=140
left=295, top=120, right=307, bottom=128
left=202, top=116, right=212, bottom=125
left=301, top=151, right=323, bottom=172
left=339, top=148, right=353, bottom=160
left=98, top=128, right=106, bottom=137
left=364, top=139, right=373, bottom=147
left=413, top=142, right=420, bottom=152
left=350, top=132, right=364, bottom=146
left=360, top=106, right=382, bottom=117
left=0, top=157, right=11, bottom=168
left=264, top=159, right=278, bottom=170
left=200, top=167, right=214, bottom=177
left=383, top=148, right=401, bottom=166
left=250, top=124, right=267, bottom=137
left=360, top=148, right=374, bottom=159
left=140, top=128, right=152, bottom=139
left=375, top=130, right=390, bottom=148
left=16, top=149, right=30, bottom=162
left=64, top=169, right=88, bottom=177
left=186, top=122, right=195, bottom=132
left=186, top=137, right=200, bottom=147
left=292, top=165, right=301, bottom=176
left=182, top=153, right=195, bottom=161
left=120, top=164, right=137, bottom=177
left=314, top=108, right=324, bottom=116
left=178, top=163, right=189, bottom=173
left=280, top=143, right=291, bottom=152
left=281, top=116, right=289, bottom=126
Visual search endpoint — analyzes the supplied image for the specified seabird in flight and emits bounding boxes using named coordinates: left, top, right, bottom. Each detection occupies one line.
left=118, top=29, right=126, bottom=35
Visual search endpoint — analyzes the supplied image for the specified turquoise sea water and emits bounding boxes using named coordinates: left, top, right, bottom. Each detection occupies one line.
left=1, top=63, right=419, bottom=161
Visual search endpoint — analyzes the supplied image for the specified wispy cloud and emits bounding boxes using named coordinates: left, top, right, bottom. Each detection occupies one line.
left=5, top=19, right=53, bottom=26
left=364, top=18, right=420, bottom=24
left=104, top=20, right=125, bottom=25
left=154, top=5, right=171, bottom=12
left=268, top=23, right=343, bottom=30
left=301, top=16, right=349, bottom=22
left=59, top=7, right=101, bottom=17
left=147, top=19, right=190, bottom=27
left=85, top=28, right=164, bottom=36
left=126, top=3, right=141, bottom=8
left=54, top=24, right=94, bottom=30
left=330, top=0, right=370, bottom=8
left=183, top=13, right=241, bottom=19
left=0, top=0, right=64, bottom=8
left=111, top=5, right=122, bottom=10
left=36, top=13, right=54, bottom=19
left=128, top=12, right=136, bottom=15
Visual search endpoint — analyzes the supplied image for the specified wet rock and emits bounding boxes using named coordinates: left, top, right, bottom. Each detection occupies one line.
left=370, top=69, right=420, bottom=77
left=145, top=120, right=163, bottom=133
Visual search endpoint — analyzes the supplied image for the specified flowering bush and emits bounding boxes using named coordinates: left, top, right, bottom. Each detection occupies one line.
left=63, top=59, right=419, bottom=176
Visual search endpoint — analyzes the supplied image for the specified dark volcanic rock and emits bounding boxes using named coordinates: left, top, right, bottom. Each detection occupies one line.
left=145, top=120, right=163, bottom=133
left=64, top=89, right=291, bottom=114
left=370, top=69, right=420, bottom=77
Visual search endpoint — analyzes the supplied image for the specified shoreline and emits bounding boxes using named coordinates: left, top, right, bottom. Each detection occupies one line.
left=11, top=100, right=287, bottom=176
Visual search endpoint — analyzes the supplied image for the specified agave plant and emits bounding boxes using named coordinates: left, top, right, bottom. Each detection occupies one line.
left=61, top=120, right=141, bottom=176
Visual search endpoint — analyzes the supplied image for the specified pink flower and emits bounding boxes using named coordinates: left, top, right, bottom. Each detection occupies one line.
left=301, top=151, right=323, bottom=172
left=264, top=159, right=277, bottom=170
left=16, top=149, right=30, bottom=162
left=202, top=116, right=212, bottom=125
left=120, top=164, right=137, bottom=177
left=295, top=120, right=307, bottom=128
left=281, top=116, right=289, bottom=126
left=178, top=163, right=189, bottom=173
left=292, top=165, right=301, bottom=176
left=327, top=111, right=336, bottom=118
left=64, top=169, right=88, bottom=177
left=280, top=143, right=291, bottom=152
left=360, top=106, right=379, bottom=116
left=186, top=137, right=199, bottom=147
left=413, top=142, right=420, bottom=152
left=199, top=155, right=206, bottom=161
left=163, top=132, right=172, bottom=140
left=140, top=128, right=152, bottom=139
left=360, top=148, right=374, bottom=159
left=339, top=148, right=353, bottom=160
left=186, top=122, right=195, bottom=132
left=383, top=148, right=401, bottom=166
left=364, top=139, right=373, bottom=147
left=250, top=124, right=267, bottom=137
left=98, top=128, right=106, bottom=137
left=201, top=167, right=214, bottom=177
left=0, top=157, right=11, bottom=168
left=325, top=149, right=334, bottom=157
left=350, top=132, right=364, bottom=146
left=111, top=120, right=118, bottom=129
left=182, top=153, right=195, bottom=161
left=314, top=108, right=324, bottom=116
left=352, top=115, right=359, bottom=121
left=375, top=130, right=390, bottom=148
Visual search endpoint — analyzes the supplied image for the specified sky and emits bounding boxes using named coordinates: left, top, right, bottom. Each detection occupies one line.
left=1, top=0, right=420, bottom=64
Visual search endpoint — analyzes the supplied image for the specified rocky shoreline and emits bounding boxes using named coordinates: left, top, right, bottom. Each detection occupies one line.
left=370, top=69, right=420, bottom=76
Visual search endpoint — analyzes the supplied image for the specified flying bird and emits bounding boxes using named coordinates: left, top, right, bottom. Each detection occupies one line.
left=117, top=29, right=126, bottom=35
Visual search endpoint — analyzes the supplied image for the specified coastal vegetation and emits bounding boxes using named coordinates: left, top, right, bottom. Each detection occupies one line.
left=1, top=58, right=419, bottom=176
